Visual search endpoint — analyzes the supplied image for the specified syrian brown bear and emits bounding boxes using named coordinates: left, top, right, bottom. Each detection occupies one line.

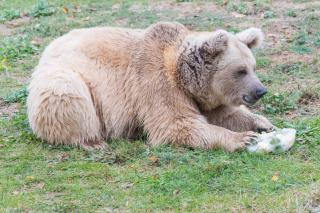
left=27, top=22, right=274, bottom=152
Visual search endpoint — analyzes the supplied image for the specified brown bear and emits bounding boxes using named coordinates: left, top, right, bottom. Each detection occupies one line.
left=27, top=22, right=274, bottom=152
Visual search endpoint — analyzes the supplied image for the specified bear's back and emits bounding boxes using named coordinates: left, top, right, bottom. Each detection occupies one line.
left=38, top=27, right=145, bottom=70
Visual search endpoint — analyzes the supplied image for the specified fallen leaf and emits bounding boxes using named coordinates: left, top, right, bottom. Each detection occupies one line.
left=272, top=171, right=280, bottom=182
left=271, top=175, right=279, bottom=181
left=31, top=37, right=42, bottom=46
left=60, top=152, right=70, bottom=161
left=148, top=155, right=159, bottom=164
left=26, top=176, right=35, bottom=181
left=152, top=174, right=159, bottom=180
left=63, top=7, right=69, bottom=14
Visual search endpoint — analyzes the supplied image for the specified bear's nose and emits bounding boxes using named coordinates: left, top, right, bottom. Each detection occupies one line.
left=256, top=87, right=267, bottom=99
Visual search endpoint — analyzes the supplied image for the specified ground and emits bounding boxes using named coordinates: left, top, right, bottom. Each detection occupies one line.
left=0, top=0, right=320, bottom=212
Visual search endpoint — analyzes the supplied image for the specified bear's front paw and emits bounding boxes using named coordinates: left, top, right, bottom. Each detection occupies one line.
left=223, top=131, right=258, bottom=152
left=253, top=114, right=275, bottom=133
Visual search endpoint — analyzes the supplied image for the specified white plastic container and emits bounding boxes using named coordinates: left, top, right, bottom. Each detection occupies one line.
left=247, top=128, right=296, bottom=153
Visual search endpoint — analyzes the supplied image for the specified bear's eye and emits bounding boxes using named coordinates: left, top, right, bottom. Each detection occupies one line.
left=237, top=70, right=247, bottom=76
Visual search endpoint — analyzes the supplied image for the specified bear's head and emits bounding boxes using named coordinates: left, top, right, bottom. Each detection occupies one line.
left=177, top=28, right=266, bottom=110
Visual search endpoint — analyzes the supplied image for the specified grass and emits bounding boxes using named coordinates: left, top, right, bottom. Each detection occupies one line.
left=29, top=0, right=56, bottom=18
left=0, top=0, right=320, bottom=212
left=0, top=36, right=39, bottom=66
left=261, top=92, right=297, bottom=115
left=0, top=9, right=21, bottom=22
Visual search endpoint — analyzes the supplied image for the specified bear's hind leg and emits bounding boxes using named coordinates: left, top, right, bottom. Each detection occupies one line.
left=27, top=69, right=104, bottom=149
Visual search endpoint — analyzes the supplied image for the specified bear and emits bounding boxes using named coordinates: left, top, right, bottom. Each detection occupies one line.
left=27, top=22, right=274, bottom=152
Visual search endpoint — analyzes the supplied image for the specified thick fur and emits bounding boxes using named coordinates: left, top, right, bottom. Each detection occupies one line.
left=27, top=22, right=274, bottom=152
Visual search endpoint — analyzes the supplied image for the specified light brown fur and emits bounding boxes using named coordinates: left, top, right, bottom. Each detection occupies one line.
left=27, top=22, right=274, bottom=152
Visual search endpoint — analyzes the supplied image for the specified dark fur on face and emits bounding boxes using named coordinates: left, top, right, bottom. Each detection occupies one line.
left=177, top=31, right=228, bottom=104
left=177, top=28, right=265, bottom=109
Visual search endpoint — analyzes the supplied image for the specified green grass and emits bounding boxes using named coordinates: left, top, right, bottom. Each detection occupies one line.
left=286, top=9, right=298, bottom=17
left=0, top=9, right=21, bottom=22
left=0, top=36, right=39, bottom=66
left=290, top=32, right=312, bottom=54
left=1, top=109, right=320, bottom=212
left=29, top=0, right=56, bottom=18
left=261, top=92, right=297, bottom=115
left=0, top=0, right=320, bottom=212
left=256, top=56, right=272, bottom=68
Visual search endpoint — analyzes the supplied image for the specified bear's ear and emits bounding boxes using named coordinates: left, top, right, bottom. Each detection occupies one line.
left=197, top=30, right=229, bottom=58
left=177, top=31, right=228, bottom=98
left=236, top=28, right=264, bottom=49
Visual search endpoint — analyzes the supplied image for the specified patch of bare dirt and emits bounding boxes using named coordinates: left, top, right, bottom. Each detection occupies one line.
left=128, top=4, right=145, bottom=13
left=305, top=189, right=320, bottom=213
left=0, top=24, right=14, bottom=36
left=269, top=52, right=313, bottom=65
left=150, top=1, right=218, bottom=12
left=149, top=1, right=219, bottom=19
left=0, top=16, right=31, bottom=36
left=0, top=99, right=19, bottom=118
left=283, top=87, right=320, bottom=120
left=114, top=18, right=128, bottom=26
left=297, top=91, right=320, bottom=116
left=6, top=16, right=31, bottom=28
left=298, top=92, right=320, bottom=106
left=273, top=0, right=306, bottom=11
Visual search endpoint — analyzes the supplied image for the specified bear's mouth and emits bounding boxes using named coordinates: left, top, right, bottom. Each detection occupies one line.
left=242, top=95, right=257, bottom=105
